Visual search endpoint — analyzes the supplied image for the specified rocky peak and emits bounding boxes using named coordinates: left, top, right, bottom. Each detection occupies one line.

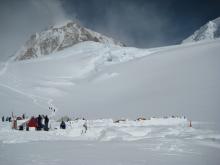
left=15, top=21, right=125, bottom=61
left=182, top=17, right=220, bottom=44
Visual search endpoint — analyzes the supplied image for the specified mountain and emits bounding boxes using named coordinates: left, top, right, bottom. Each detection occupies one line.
left=182, top=17, right=220, bottom=43
left=0, top=39, right=220, bottom=122
left=15, top=21, right=125, bottom=61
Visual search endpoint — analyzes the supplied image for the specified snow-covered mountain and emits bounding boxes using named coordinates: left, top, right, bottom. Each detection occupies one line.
left=182, top=17, right=220, bottom=43
left=1, top=39, right=220, bottom=122
left=15, top=21, right=125, bottom=61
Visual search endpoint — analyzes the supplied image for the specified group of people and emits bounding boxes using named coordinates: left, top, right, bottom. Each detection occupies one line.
left=36, top=115, right=49, bottom=131
left=59, top=120, right=88, bottom=135
left=2, top=116, right=12, bottom=122
left=2, top=113, right=26, bottom=123
left=2, top=113, right=89, bottom=134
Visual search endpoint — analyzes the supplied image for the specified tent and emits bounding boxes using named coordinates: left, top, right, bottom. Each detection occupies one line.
left=27, top=117, right=38, bottom=128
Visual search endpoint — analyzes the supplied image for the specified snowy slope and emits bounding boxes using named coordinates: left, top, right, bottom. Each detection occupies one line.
left=182, top=17, right=220, bottom=43
left=15, top=21, right=124, bottom=61
left=1, top=39, right=220, bottom=165
left=0, top=39, right=220, bottom=122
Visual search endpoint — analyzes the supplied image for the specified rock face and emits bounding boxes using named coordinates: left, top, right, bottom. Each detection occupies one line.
left=15, top=21, right=125, bottom=60
left=182, top=17, right=220, bottom=44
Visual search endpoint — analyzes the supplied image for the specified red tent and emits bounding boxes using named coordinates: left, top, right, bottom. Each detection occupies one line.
left=27, top=117, right=38, bottom=128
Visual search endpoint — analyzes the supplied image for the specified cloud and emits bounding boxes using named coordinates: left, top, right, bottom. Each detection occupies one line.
left=0, top=0, right=68, bottom=61
left=102, top=1, right=170, bottom=47
left=64, top=0, right=172, bottom=48
left=30, top=0, right=68, bottom=25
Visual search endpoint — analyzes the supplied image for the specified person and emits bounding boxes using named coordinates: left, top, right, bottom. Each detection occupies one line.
left=44, top=115, right=49, bottom=131
left=8, top=117, right=11, bottom=122
left=2, top=116, right=4, bottom=122
left=26, top=122, right=29, bottom=131
left=82, top=122, right=88, bottom=134
left=22, top=114, right=25, bottom=119
left=37, top=115, right=42, bottom=130
left=60, top=120, right=66, bottom=129
left=12, top=117, right=17, bottom=129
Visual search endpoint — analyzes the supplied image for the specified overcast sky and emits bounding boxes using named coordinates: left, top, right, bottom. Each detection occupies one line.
left=0, top=0, right=220, bottom=60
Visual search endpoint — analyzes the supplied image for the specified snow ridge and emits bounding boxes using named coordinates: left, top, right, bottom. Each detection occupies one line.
left=182, top=17, right=220, bottom=43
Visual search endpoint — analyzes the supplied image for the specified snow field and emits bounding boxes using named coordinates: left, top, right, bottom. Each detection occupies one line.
left=1, top=117, right=220, bottom=149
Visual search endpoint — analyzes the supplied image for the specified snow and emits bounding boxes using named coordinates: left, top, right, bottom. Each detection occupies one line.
left=0, top=117, right=188, bottom=144
left=1, top=118, right=220, bottom=165
left=0, top=37, right=220, bottom=164
left=52, top=20, right=75, bottom=29
left=1, top=39, right=220, bottom=120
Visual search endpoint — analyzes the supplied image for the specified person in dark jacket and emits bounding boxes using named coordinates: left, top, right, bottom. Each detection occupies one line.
left=37, top=115, right=42, bottom=130
left=60, top=120, right=66, bottom=129
left=2, top=116, right=4, bottom=122
left=83, top=122, right=88, bottom=134
left=44, top=115, right=49, bottom=131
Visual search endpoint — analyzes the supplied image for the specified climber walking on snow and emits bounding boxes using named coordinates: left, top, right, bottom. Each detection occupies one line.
left=81, top=121, right=88, bottom=135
